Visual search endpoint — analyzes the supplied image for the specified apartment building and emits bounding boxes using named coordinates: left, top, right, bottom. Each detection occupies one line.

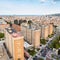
left=21, top=23, right=41, bottom=48
left=12, top=24, right=21, bottom=32
left=41, top=25, right=49, bottom=39
left=49, top=23, right=53, bottom=35
left=5, top=27, right=24, bottom=60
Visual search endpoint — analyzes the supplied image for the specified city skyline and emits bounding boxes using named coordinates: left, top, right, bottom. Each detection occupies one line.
left=0, top=0, right=60, bottom=15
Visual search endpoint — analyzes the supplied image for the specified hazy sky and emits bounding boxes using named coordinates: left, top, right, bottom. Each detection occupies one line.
left=0, top=0, right=60, bottom=15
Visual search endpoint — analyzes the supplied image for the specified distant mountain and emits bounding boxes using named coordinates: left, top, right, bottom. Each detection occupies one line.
left=48, top=13, right=60, bottom=16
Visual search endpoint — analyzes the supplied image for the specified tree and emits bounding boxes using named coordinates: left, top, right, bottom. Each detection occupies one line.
left=28, top=49, right=36, bottom=56
left=39, top=58, right=44, bottom=60
left=40, top=39, right=46, bottom=45
left=0, top=33, right=4, bottom=39
left=56, top=44, right=59, bottom=49
left=49, top=44, right=53, bottom=49
left=49, top=37, right=60, bottom=49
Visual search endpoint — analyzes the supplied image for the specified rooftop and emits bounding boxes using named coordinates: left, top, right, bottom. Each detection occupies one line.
left=5, top=27, right=23, bottom=38
left=21, top=23, right=41, bottom=30
left=12, top=32, right=22, bottom=38
left=5, top=27, right=16, bottom=34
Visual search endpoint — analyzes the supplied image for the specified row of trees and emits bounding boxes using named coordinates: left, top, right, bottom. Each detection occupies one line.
left=28, top=48, right=36, bottom=56
left=49, top=36, right=60, bottom=49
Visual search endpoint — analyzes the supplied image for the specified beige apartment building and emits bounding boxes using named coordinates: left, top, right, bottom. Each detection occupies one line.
left=40, top=23, right=53, bottom=39
left=26, top=28, right=32, bottom=44
left=32, top=29, right=41, bottom=48
left=5, top=27, right=24, bottom=60
left=21, top=24, right=27, bottom=41
left=21, top=24, right=41, bottom=48
left=41, top=25, right=49, bottom=39
left=49, top=23, right=53, bottom=35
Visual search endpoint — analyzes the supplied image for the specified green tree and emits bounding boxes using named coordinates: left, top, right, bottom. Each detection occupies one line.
left=28, top=49, right=36, bottom=56
left=40, top=39, right=46, bottom=45
left=0, top=33, right=4, bottom=38
left=39, top=58, right=44, bottom=60
left=49, top=44, right=53, bottom=49
left=49, top=37, right=60, bottom=49
left=56, top=44, right=59, bottom=49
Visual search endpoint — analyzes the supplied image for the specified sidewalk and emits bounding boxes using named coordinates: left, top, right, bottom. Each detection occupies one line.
left=0, top=44, right=13, bottom=60
left=0, top=45, right=7, bottom=60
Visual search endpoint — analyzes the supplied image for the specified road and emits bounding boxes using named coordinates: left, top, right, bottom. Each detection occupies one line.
left=33, top=33, right=59, bottom=60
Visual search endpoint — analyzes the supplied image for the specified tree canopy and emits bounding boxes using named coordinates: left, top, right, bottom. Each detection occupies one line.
left=0, top=33, right=4, bottom=38
left=49, top=36, right=60, bottom=49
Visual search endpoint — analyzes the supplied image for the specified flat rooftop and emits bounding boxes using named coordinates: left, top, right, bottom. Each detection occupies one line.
left=22, top=23, right=40, bottom=30
left=5, top=27, right=16, bottom=34
left=5, top=27, right=23, bottom=38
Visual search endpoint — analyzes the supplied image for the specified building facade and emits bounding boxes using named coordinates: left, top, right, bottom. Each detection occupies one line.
left=21, top=24, right=41, bottom=48
left=41, top=25, right=49, bottom=39
left=49, top=23, right=53, bottom=35
left=5, top=27, right=24, bottom=60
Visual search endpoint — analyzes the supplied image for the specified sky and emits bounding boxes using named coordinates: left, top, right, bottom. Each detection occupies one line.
left=0, top=0, right=60, bottom=15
